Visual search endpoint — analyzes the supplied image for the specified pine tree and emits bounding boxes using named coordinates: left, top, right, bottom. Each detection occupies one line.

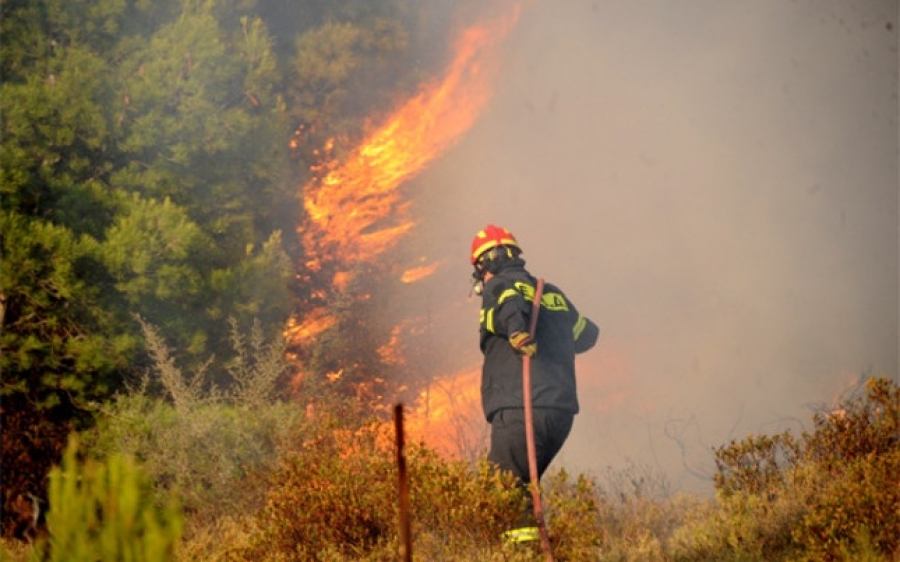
left=1, top=0, right=294, bottom=537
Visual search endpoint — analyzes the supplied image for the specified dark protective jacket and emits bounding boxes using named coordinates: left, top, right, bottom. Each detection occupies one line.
left=479, top=258, right=599, bottom=422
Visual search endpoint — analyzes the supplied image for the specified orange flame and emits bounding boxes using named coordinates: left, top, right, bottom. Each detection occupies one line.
left=284, top=308, right=336, bottom=345
left=288, top=4, right=524, bottom=402
left=376, top=324, right=407, bottom=367
left=406, top=367, right=487, bottom=459
left=299, top=5, right=522, bottom=275
left=400, top=260, right=443, bottom=284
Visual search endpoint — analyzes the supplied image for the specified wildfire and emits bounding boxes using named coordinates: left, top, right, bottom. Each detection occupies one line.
left=287, top=4, right=525, bottom=443
left=298, top=5, right=522, bottom=276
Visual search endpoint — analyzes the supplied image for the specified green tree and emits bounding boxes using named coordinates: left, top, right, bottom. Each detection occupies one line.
left=0, top=0, right=137, bottom=538
left=0, top=211, right=135, bottom=537
left=1, top=0, right=294, bottom=537
left=106, top=4, right=295, bottom=361
left=2, top=0, right=296, bottom=393
left=1, top=0, right=438, bottom=541
left=275, top=0, right=423, bottom=159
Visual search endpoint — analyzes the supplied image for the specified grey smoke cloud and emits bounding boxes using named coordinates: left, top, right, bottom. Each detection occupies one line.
left=401, top=0, right=897, bottom=494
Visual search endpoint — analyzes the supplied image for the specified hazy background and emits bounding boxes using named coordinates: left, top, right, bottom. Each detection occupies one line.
left=396, top=0, right=898, bottom=494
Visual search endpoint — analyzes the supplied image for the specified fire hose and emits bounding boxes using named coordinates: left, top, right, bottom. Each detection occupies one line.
left=523, top=277, right=554, bottom=561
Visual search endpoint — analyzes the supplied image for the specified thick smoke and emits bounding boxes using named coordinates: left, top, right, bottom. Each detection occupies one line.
left=403, top=0, right=898, bottom=494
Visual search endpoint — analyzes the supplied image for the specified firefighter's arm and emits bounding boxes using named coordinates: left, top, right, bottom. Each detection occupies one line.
left=500, top=289, right=535, bottom=356
left=491, top=280, right=530, bottom=336
left=488, top=281, right=535, bottom=355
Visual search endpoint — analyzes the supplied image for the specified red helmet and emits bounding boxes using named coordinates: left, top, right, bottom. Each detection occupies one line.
left=470, top=224, right=521, bottom=265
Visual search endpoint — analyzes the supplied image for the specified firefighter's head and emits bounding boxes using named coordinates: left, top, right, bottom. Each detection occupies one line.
left=470, top=224, right=522, bottom=283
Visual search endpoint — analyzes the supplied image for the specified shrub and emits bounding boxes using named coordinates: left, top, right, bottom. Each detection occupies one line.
left=33, top=437, right=182, bottom=562
left=238, top=415, right=525, bottom=561
left=541, top=464, right=692, bottom=562
left=81, top=318, right=302, bottom=528
left=669, top=480, right=810, bottom=561
left=542, top=469, right=605, bottom=559
left=803, top=377, right=899, bottom=470
left=795, top=448, right=900, bottom=561
left=406, top=445, right=524, bottom=545
left=713, top=431, right=802, bottom=498
left=243, top=419, right=397, bottom=560
left=793, top=377, right=900, bottom=561
left=672, top=376, right=900, bottom=562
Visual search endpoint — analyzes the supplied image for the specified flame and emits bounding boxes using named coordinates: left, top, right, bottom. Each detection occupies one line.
left=299, top=5, right=522, bottom=275
left=400, top=260, right=443, bottom=284
left=376, top=324, right=407, bottom=366
left=287, top=4, right=524, bottom=404
left=284, top=308, right=336, bottom=345
left=406, top=367, right=487, bottom=458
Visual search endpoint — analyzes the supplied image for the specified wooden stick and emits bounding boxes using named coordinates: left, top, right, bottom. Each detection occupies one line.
left=394, top=403, right=412, bottom=562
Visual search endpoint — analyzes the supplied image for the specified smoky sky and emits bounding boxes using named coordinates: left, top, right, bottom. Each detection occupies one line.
left=395, top=0, right=898, bottom=494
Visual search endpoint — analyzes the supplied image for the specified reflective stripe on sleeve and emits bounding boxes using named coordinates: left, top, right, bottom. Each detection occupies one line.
left=573, top=314, right=586, bottom=340
left=497, top=288, right=520, bottom=305
left=481, top=307, right=497, bottom=333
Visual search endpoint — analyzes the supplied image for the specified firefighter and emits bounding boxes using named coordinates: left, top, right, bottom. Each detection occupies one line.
left=470, top=224, right=600, bottom=544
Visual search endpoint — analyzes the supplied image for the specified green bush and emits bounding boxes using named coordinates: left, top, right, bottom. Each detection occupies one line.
left=81, top=319, right=302, bottom=527
left=669, top=481, right=809, bottom=561
left=89, top=395, right=302, bottom=520
left=34, top=437, right=182, bottom=562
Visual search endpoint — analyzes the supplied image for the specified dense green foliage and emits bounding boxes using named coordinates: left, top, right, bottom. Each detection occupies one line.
left=1, top=0, right=296, bottom=395
left=1, top=0, right=434, bottom=536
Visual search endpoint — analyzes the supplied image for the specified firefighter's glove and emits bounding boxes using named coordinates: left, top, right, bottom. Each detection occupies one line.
left=509, top=332, right=537, bottom=358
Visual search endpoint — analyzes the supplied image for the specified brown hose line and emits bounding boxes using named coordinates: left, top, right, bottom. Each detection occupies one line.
left=523, top=277, right=554, bottom=561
